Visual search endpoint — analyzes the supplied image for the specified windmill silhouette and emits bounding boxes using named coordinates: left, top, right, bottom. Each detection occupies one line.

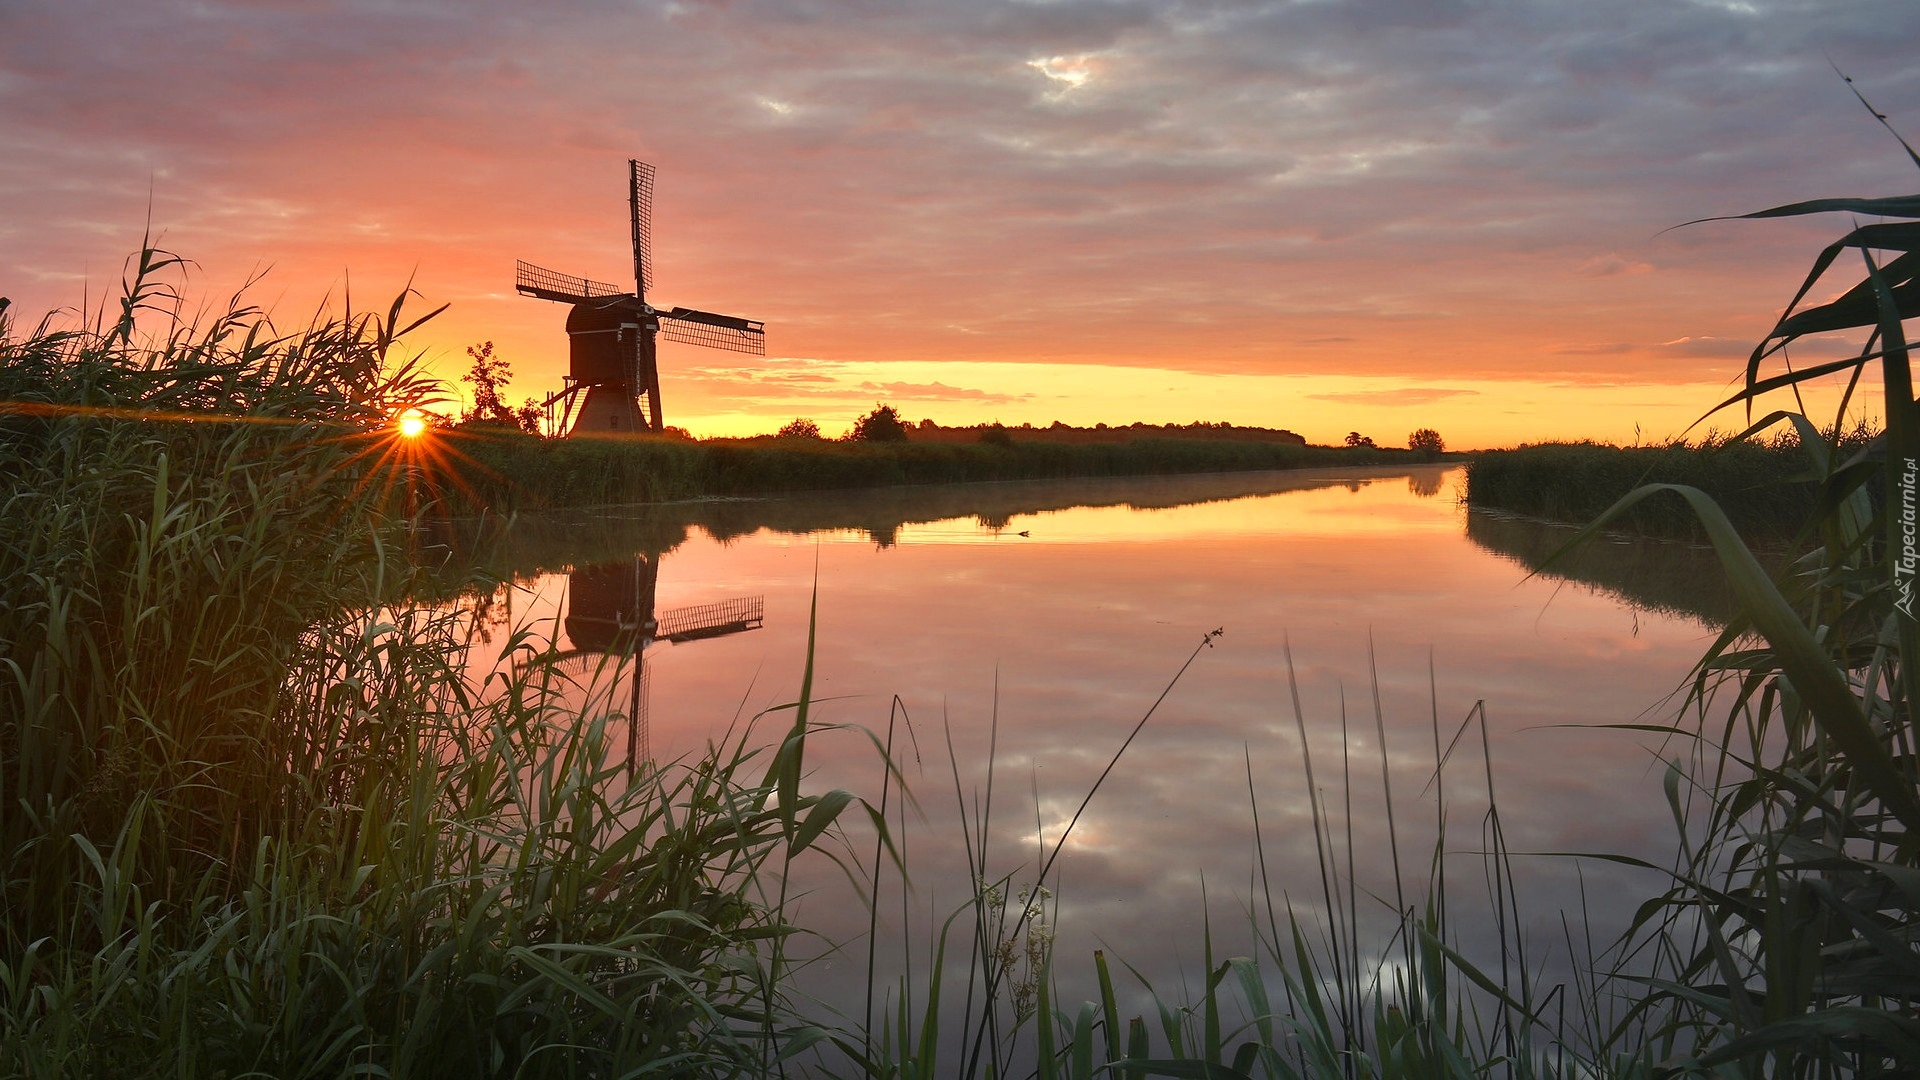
left=517, top=160, right=766, bottom=436
left=550, top=552, right=764, bottom=769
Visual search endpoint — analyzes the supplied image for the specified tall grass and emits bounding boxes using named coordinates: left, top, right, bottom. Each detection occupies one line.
left=1465, top=437, right=1823, bottom=542
left=443, top=427, right=1414, bottom=513
left=2, top=246, right=442, bottom=944
left=0, top=252, right=859, bottom=1076
left=831, top=630, right=1634, bottom=1080
left=1546, top=111, right=1920, bottom=1074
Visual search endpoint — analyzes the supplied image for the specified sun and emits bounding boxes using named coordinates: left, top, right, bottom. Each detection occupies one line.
left=397, top=412, right=427, bottom=438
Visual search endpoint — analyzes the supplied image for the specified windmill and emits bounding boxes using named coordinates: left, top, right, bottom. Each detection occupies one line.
left=517, top=159, right=765, bottom=435
left=550, top=552, right=764, bottom=769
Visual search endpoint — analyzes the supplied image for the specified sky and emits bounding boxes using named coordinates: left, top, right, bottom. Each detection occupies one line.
left=3, top=0, right=1919, bottom=448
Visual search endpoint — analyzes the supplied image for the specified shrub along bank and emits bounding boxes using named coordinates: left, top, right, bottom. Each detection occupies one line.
left=437, top=426, right=1425, bottom=513
left=1464, top=438, right=1821, bottom=541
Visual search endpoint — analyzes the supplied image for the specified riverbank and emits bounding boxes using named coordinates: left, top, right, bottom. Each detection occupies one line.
left=431, top=424, right=1446, bottom=513
left=1463, top=439, right=1818, bottom=540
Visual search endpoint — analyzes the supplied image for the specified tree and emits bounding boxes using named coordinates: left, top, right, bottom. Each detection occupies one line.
left=847, top=402, right=908, bottom=442
left=515, top=399, right=544, bottom=436
left=1345, top=431, right=1376, bottom=448
left=461, top=342, right=539, bottom=434
left=777, top=417, right=823, bottom=439
left=461, top=341, right=510, bottom=424
left=1408, top=428, right=1444, bottom=455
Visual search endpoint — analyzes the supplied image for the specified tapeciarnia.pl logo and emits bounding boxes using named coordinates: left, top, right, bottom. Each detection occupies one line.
left=1900, top=456, right=1920, bottom=622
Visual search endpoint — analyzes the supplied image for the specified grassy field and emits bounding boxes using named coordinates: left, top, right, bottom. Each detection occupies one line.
left=428, top=424, right=1430, bottom=514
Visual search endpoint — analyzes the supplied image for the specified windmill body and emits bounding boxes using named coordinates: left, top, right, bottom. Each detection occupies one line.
left=562, top=298, right=659, bottom=433
left=518, top=160, right=765, bottom=436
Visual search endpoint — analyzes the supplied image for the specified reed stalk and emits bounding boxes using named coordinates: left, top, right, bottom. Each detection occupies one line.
left=0, top=252, right=860, bottom=1077
left=1539, top=92, right=1920, bottom=1075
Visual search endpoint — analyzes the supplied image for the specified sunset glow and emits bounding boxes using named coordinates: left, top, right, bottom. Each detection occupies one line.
left=3, top=3, right=1915, bottom=447
left=397, top=413, right=427, bottom=440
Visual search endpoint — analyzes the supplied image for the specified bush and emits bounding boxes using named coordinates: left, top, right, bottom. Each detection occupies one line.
left=1464, top=440, right=1814, bottom=540
left=1408, top=428, right=1444, bottom=454
left=777, top=417, right=823, bottom=439
left=847, top=402, right=908, bottom=443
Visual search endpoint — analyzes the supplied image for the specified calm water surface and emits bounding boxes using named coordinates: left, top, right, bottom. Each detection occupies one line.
left=471, top=464, right=1716, bottom=1024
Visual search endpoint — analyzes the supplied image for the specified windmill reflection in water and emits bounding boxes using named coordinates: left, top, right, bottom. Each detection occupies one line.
left=548, top=552, right=764, bottom=772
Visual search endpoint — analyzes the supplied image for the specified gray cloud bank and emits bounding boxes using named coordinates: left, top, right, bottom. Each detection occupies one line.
left=3, top=0, right=1917, bottom=385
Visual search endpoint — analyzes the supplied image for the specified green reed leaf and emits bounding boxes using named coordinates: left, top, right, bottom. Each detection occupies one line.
left=1561, top=482, right=1920, bottom=833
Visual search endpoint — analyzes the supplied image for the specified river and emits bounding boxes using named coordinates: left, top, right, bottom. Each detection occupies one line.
left=454, top=463, right=1721, bottom=1056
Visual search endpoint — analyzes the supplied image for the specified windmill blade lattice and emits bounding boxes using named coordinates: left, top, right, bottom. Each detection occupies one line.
left=655, top=596, right=764, bottom=641
left=516, top=158, right=765, bottom=436
left=660, top=309, right=767, bottom=355
left=630, top=159, right=655, bottom=298
left=627, top=657, right=651, bottom=771
left=516, top=261, right=623, bottom=304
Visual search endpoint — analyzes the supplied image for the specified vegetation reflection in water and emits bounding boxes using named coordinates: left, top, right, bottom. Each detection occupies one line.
left=456, top=464, right=1714, bottom=1074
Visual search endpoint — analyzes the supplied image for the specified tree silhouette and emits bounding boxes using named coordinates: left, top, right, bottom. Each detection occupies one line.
left=848, top=403, right=909, bottom=442
left=461, top=342, right=540, bottom=434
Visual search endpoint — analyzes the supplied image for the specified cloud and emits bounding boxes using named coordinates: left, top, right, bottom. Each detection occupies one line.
left=1306, top=387, right=1481, bottom=407
left=1553, top=342, right=1637, bottom=356
left=1577, top=253, right=1655, bottom=277
left=1657, top=335, right=1746, bottom=357
left=857, top=380, right=1033, bottom=404
left=4, top=0, right=1918, bottom=448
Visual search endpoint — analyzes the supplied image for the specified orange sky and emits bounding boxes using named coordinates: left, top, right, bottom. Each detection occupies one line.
left=3, top=1, right=1917, bottom=447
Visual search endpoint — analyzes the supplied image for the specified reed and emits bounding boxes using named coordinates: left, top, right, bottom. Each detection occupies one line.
left=0, top=251, right=859, bottom=1077
left=1541, top=113, right=1920, bottom=1074
left=1464, top=437, right=1822, bottom=542
left=835, top=634, right=1628, bottom=1080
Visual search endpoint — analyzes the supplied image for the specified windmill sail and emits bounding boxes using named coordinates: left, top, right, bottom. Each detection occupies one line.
left=627, top=656, right=651, bottom=769
left=516, top=261, right=624, bottom=304
left=655, top=596, right=764, bottom=641
left=660, top=308, right=767, bottom=355
left=517, top=159, right=766, bottom=436
left=630, top=159, right=655, bottom=299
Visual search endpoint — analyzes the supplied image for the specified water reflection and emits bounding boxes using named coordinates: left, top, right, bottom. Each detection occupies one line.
left=1408, top=470, right=1444, bottom=498
left=1464, top=507, right=1744, bottom=627
left=457, top=465, right=1452, bottom=574
left=455, top=464, right=1707, bottom=1043
left=546, top=552, right=764, bottom=766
